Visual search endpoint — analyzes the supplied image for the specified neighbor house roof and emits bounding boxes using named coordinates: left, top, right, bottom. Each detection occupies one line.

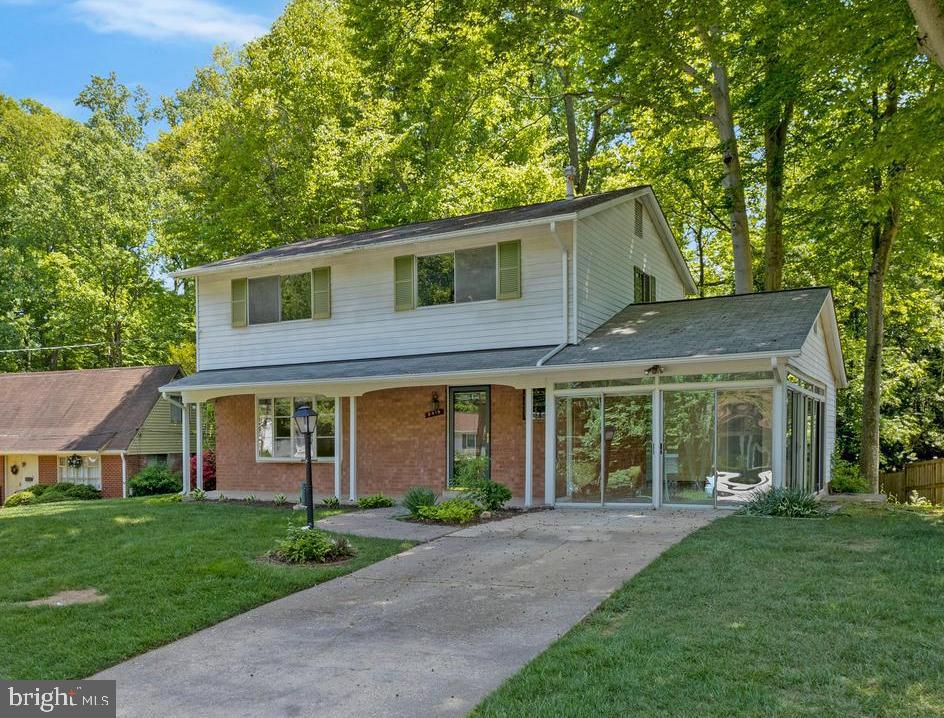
left=174, top=186, right=649, bottom=278
left=0, top=365, right=181, bottom=453
left=163, top=288, right=842, bottom=393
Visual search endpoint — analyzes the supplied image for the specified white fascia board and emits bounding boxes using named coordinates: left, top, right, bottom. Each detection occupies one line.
left=820, top=293, right=849, bottom=388
left=172, top=214, right=578, bottom=280
left=162, top=349, right=796, bottom=402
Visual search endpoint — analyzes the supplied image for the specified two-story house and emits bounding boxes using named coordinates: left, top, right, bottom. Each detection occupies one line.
left=163, top=186, right=846, bottom=508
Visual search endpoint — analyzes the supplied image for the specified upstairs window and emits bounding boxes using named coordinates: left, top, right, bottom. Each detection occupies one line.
left=231, top=268, right=331, bottom=327
left=634, top=267, right=656, bottom=303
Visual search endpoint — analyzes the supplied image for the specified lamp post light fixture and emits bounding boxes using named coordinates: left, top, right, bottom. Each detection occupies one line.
left=603, top=425, right=616, bottom=442
left=293, top=405, right=318, bottom=528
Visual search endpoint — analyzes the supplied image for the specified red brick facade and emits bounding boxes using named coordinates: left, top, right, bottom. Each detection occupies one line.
left=38, top=456, right=57, bottom=485
left=213, top=385, right=547, bottom=501
left=100, top=454, right=143, bottom=499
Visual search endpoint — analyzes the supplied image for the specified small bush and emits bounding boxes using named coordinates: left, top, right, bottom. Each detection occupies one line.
left=274, top=493, right=287, bottom=506
left=191, top=488, right=207, bottom=501
left=402, top=487, right=437, bottom=517
left=742, top=488, right=823, bottom=518
left=129, top=465, right=181, bottom=497
left=244, top=494, right=256, bottom=503
left=830, top=458, right=871, bottom=494
left=322, top=496, right=341, bottom=509
left=3, top=491, right=36, bottom=508
left=467, top=479, right=512, bottom=511
left=452, top=455, right=490, bottom=487
left=27, top=484, right=49, bottom=497
left=417, top=499, right=481, bottom=524
left=33, top=483, right=102, bottom=504
left=272, top=525, right=356, bottom=563
left=189, top=449, right=217, bottom=491
left=357, top=493, right=394, bottom=509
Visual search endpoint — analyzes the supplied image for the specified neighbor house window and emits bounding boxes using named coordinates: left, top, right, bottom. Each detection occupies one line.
left=231, top=269, right=331, bottom=327
left=399, top=240, right=520, bottom=310
left=256, top=396, right=335, bottom=460
left=634, top=267, right=656, bottom=303
left=57, top=455, right=102, bottom=488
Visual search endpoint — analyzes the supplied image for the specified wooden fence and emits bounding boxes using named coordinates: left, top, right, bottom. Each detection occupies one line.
left=881, top=459, right=944, bottom=504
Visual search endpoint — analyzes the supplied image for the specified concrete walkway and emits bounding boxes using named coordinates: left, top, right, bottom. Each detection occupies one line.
left=96, top=508, right=719, bottom=718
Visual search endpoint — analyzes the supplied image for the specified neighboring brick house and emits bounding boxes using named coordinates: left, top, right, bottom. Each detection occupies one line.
left=163, top=186, right=848, bottom=508
left=0, top=365, right=189, bottom=502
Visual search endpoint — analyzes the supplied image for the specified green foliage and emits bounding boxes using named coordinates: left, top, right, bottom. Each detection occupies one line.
left=273, top=493, right=287, bottom=506
left=272, top=525, right=356, bottom=564
left=129, top=466, right=181, bottom=497
left=741, top=488, right=824, bottom=518
left=143, top=493, right=183, bottom=505
left=829, top=458, right=871, bottom=494
left=402, top=487, right=438, bottom=517
left=3, top=491, right=36, bottom=508
left=357, top=494, right=395, bottom=509
left=322, top=496, right=341, bottom=509
left=417, top=499, right=482, bottom=524
left=244, top=494, right=256, bottom=504
left=452, top=455, right=490, bottom=488
left=190, top=488, right=207, bottom=501
left=467, top=480, right=512, bottom=511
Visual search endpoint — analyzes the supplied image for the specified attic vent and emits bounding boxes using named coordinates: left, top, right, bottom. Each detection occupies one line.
left=634, top=199, right=644, bottom=237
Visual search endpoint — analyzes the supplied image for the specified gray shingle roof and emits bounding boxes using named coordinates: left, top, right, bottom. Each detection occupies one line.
left=182, top=187, right=646, bottom=275
left=163, top=288, right=832, bottom=392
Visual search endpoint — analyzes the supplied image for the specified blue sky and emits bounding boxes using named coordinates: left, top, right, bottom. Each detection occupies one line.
left=0, top=0, right=285, bottom=126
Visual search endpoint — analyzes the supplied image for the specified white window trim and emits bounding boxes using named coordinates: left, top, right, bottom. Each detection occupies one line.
left=254, top=394, right=337, bottom=463
left=56, top=454, right=103, bottom=488
left=415, top=244, right=502, bottom=309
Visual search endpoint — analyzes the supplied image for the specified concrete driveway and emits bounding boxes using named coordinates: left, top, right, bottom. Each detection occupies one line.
left=96, top=508, right=718, bottom=718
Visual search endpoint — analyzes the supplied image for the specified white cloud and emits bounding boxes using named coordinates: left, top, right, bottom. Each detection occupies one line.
left=70, top=0, right=269, bottom=44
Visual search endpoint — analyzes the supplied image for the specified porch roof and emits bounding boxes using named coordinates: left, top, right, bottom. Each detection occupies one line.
left=164, top=288, right=835, bottom=395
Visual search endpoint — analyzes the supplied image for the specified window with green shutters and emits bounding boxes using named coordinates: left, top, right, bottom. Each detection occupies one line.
left=394, top=255, right=415, bottom=311
left=497, top=240, right=521, bottom=300
left=231, top=278, right=248, bottom=327
left=312, top=267, right=331, bottom=319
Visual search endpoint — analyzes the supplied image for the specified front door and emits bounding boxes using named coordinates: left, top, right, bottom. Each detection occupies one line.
left=5, top=454, right=39, bottom=496
left=448, top=386, right=491, bottom=488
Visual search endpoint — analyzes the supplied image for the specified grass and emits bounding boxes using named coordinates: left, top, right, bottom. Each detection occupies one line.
left=0, top=498, right=412, bottom=679
left=474, top=504, right=944, bottom=718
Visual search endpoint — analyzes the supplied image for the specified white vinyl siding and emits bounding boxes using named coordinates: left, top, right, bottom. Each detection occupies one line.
left=196, top=223, right=568, bottom=371
left=788, top=313, right=838, bottom=486
left=574, top=198, right=687, bottom=338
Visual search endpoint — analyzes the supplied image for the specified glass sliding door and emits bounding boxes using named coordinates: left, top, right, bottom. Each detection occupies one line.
left=448, top=386, right=490, bottom=488
left=785, top=387, right=825, bottom=493
left=603, top=395, right=653, bottom=503
left=715, top=390, right=773, bottom=507
left=662, top=391, right=716, bottom=505
left=555, top=396, right=602, bottom=502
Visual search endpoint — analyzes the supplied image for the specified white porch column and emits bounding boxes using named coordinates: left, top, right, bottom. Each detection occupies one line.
left=544, top=385, right=556, bottom=505
left=120, top=452, right=128, bottom=499
left=195, top=402, right=203, bottom=491
left=348, top=396, right=357, bottom=502
left=651, top=388, right=663, bottom=508
left=181, top=403, right=191, bottom=495
left=772, top=382, right=786, bottom=488
left=334, top=397, right=343, bottom=499
left=524, top=388, right=533, bottom=507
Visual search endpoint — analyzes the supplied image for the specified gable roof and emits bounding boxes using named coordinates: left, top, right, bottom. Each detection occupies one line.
left=163, top=288, right=843, bottom=395
left=0, top=365, right=181, bottom=453
left=174, top=186, right=650, bottom=278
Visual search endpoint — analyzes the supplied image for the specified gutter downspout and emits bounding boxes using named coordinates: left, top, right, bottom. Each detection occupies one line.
left=538, top=220, right=570, bottom=367
left=120, top=451, right=128, bottom=499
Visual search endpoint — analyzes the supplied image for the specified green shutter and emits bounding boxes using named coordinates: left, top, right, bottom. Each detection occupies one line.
left=496, top=240, right=521, bottom=300
left=312, top=267, right=331, bottom=319
left=231, top=278, right=248, bottom=327
left=394, top=255, right=415, bottom=311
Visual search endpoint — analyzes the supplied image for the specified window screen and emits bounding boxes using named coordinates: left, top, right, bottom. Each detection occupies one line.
left=417, top=253, right=455, bottom=306
left=455, top=246, right=496, bottom=303
left=280, top=272, right=311, bottom=321
left=248, top=276, right=280, bottom=324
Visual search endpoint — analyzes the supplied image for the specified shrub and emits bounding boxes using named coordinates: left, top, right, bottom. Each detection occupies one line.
left=452, top=455, right=490, bottom=488
left=272, top=525, right=356, bottom=563
left=402, top=487, right=437, bottom=517
left=129, top=465, right=181, bottom=497
left=189, top=449, right=217, bottom=491
left=417, top=499, right=481, bottom=524
left=32, top=483, right=102, bottom=504
left=27, top=484, right=49, bottom=497
left=741, top=488, right=823, bottom=518
left=322, top=496, right=341, bottom=509
left=467, top=479, right=512, bottom=511
left=274, top=493, right=287, bottom=506
left=191, top=488, right=207, bottom=501
left=244, top=494, right=256, bottom=503
left=357, top=494, right=394, bottom=509
left=831, top=458, right=871, bottom=494
left=3, top=491, right=36, bottom=508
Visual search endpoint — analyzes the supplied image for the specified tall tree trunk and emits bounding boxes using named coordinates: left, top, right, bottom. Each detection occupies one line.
left=860, top=86, right=901, bottom=491
left=763, top=99, right=794, bottom=291
left=908, top=0, right=944, bottom=69
left=704, top=57, right=753, bottom=294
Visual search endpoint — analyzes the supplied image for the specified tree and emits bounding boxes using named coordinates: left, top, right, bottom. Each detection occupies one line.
left=907, top=0, right=944, bottom=68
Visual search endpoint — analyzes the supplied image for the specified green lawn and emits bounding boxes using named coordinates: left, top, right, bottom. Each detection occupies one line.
left=0, top=498, right=411, bottom=679
left=475, top=505, right=944, bottom=718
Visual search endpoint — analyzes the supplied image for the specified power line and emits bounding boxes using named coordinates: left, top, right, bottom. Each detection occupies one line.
left=0, top=341, right=109, bottom=354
